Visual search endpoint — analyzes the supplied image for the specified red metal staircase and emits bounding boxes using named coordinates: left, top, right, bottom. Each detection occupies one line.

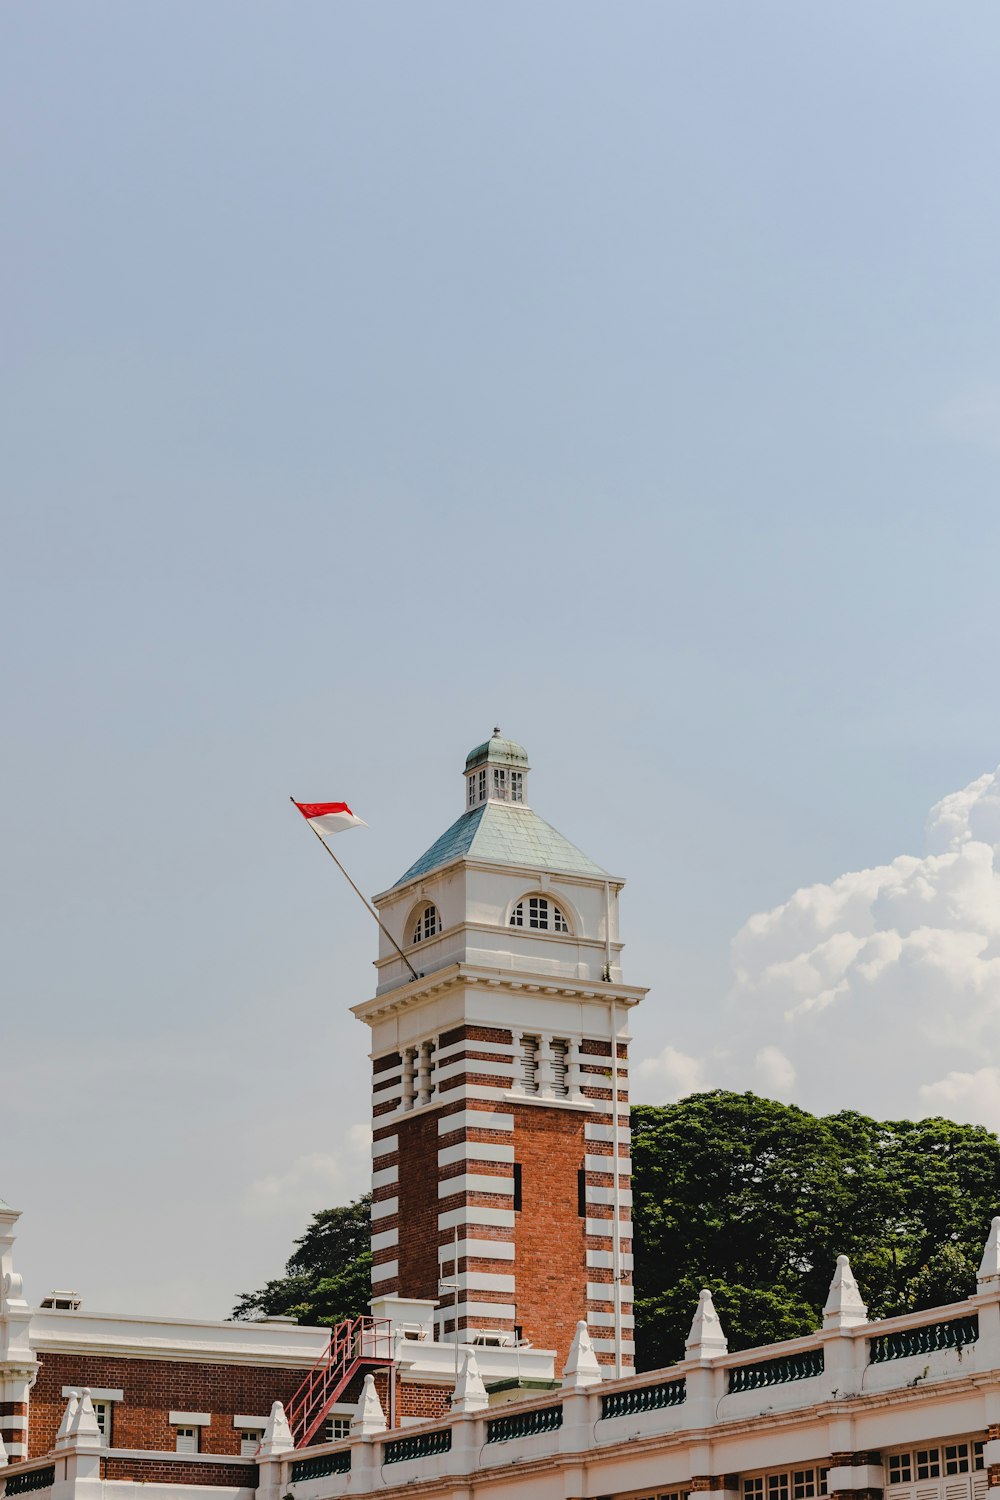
left=286, top=1316, right=394, bottom=1447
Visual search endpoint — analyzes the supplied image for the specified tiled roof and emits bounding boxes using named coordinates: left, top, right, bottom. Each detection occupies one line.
left=394, top=801, right=607, bottom=886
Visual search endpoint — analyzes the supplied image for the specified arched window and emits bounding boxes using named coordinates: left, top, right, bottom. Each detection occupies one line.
left=411, top=904, right=440, bottom=944
left=510, top=896, right=569, bottom=933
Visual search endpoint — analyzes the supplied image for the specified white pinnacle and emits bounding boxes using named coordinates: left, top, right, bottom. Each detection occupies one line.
left=54, top=1393, right=79, bottom=1450
left=978, top=1217, right=1000, bottom=1287
left=823, top=1254, right=868, bottom=1329
left=67, top=1390, right=102, bottom=1448
left=351, top=1374, right=387, bottom=1437
left=452, top=1348, right=489, bottom=1414
left=258, top=1401, right=294, bottom=1458
left=686, top=1288, right=728, bottom=1359
left=562, top=1320, right=603, bottom=1389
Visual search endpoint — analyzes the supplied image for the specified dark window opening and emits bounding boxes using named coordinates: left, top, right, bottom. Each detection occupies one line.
left=577, top=1166, right=587, bottom=1218
left=513, top=1162, right=522, bottom=1212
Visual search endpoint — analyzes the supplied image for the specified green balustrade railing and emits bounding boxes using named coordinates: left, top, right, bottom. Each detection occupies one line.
left=728, top=1347, right=824, bottom=1392
left=383, top=1428, right=452, bottom=1465
left=5, top=1467, right=56, bottom=1495
left=869, top=1314, right=979, bottom=1363
left=486, top=1404, right=564, bottom=1443
left=601, top=1378, right=686, bottom=1419
left=290, top=1450, right=351, bottom=1481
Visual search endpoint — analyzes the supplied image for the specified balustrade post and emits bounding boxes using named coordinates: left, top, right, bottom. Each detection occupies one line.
left=450, top=1413, right=484, bottom=1477
left=559, top=1389, right=598, bottom=1453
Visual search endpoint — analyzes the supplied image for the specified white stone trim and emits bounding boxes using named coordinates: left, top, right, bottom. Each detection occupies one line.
left=438, top=1205, right=515, bottom=1231
left=62, top=1386, right=124, bottom=1402
left=233, top=1416, right=269, bottom=1430
left=438, top=1173, right=515, bottom=1199
left=438, top=1239, right=515, bottom=1262
left=587, top=1281, right=634, bottom=1301
left=587, top=1249, right=635, bottom=1270
left=169, top=1411, right=212, bottom=1426
left=371, top=1227, right=399, bottom=1254
left=372, top=1164, right=399, bottom=1190
left=437, top=1110, right=514, bottom=1135
left=371, top=1196, right=397, bottom=1222
left=3, top=1444, right=27, bottom=1459
left=438, top=1141, right=515, bottom=1168
left=588, top=1309, right=635, bottom=1327
left=448, top=1084, right=518, bottom=1104
left=436, top=1057, right=515, bottom=1084
left=445, top=1271, right=516, bottom=1294
left=372, top=1134, right=398, bottom=1161
left=584, top=1154, right=631, bottom=1175
left=439, top=1300, right=517, bottom=1322
left=371, top=1259, right=398, bottom=1284
left=585, top=1218, right=615, bottom=1238
left=585, top=1186, right=633, bottom=1207
left=590, top=1336, right=635, bottom=1354
left=585, top=1122, right=631, bottom=1144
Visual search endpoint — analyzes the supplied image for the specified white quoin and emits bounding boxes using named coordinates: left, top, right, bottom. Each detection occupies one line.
left=257, top=1401, right=294, bottom=1458
left=823, top=1254, right=868, bottom=1329
left=562, top=1320, right=603, bottom=1389
left=351, top=1374, right=387, bottom=1437
left=452, top=1348, right=489, bottom=1414
left=66, top=1390, right=103, bottom=1449
left=686, top=1289, right=728, bottom=1359
left=54, top=1393, right=79, bottom=1450
left=0, top=1427, right=7, bottom=1467
left=978, top=1217, right=1000, bottom=1288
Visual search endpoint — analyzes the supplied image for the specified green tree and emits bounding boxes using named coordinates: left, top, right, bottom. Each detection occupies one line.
left=631, top=1093, right=1000, bottom=1370
left=231, top=1196, right=372, bottom=1327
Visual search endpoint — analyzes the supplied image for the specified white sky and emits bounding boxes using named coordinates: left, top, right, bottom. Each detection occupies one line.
left=4, top=2, right=1000, bottom=1318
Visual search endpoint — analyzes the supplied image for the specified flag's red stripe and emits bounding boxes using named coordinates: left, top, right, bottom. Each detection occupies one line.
left=294, top=801, right=354, bottom=819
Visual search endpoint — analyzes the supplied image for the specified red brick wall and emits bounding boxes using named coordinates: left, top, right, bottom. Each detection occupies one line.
left=101, top=1458, right=254, bottom=1485
left=28, top=1351, right=306, bottom=1460
left=395, top=1110, right=444, bottom=1304
left=511, top=1103, right=588, bottom=1366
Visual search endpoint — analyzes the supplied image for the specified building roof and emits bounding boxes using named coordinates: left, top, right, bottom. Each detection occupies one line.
left=465, top=730, right=530, bottom=771
left=394, top=801, right=608, bottom=886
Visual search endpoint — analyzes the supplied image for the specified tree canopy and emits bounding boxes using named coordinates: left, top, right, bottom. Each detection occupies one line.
left=231, top=1196, right=372, bottom=1326
left=231, top=1093, right=1000, bottom=1374
left=631, top=1091, right=1000, bottom=1368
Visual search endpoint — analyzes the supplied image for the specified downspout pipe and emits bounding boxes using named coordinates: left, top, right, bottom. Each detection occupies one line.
left=605, top=879, right=624, bottom=1380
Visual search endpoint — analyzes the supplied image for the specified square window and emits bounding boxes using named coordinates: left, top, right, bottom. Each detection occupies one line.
left=240, top=1431, right=260, bottom=1457
left=888, top=1455, right=912, bottom=1485
left=793, top=1470, right=816, bottom=1500
left=325, top=1416, right=351, bottom=1443
left=974, top=1442, right=985, bottom=1471
left=915, top=1449, right=940, bottom=1480
left=175, top=1427, right=198, bottom=1455
left=744, top=1481, right=764, bottom=1500
left=768, top=1474, right=789, bottom=1500
left=511, top=772, right=523, bottom=802
left=944, top=1444, right=970, bottom=1476
left=818, top=1471, right=828, bottom=1497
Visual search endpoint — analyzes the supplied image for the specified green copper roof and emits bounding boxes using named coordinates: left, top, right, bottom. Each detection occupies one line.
left=465, top=730, right=530, bottom=771
left=395, top=801, right=607, bottom=886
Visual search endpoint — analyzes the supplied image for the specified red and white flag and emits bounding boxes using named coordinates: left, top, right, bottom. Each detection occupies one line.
left=292, top=800, right=367, bottom=836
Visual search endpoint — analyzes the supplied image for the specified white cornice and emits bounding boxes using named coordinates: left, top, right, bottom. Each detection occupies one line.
left=352, top=962, right=648, bottom=1026
left=374, top=860, right=626, bottom=907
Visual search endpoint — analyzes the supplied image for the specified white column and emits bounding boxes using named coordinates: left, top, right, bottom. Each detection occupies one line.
left=417, top=1041, right=433, bottom=1107
left=400, top=1049, right=416, bottom=1110
left=567, top=1037, right=583, bottom=1101
left=537, top=1033, right=555, bottom=1097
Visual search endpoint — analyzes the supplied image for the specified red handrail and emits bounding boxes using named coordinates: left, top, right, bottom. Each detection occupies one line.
left=286, top=1316, right=394, bottom=1448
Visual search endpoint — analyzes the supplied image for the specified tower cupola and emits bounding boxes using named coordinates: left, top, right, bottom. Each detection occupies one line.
left=464, top=727, right=530, bottom=810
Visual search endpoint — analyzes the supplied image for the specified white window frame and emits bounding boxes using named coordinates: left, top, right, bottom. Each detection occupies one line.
left=411, top=903, right=440, bottom=945
left=174, top=1427, right=199, bottom=1455
left=510, top=895, right=569, bottom=933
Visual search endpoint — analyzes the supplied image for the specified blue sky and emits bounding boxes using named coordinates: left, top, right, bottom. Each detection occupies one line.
left=4, top=2, right=1000, bottom=1317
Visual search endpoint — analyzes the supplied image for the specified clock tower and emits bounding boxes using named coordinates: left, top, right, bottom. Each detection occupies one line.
left=353, top=732, right=645, bottom=1373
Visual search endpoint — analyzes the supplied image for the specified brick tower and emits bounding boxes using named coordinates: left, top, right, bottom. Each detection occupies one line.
left=353, top=731, right=646, bottom=1375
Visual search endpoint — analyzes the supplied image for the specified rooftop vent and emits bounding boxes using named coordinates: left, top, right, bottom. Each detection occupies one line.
left=41, top=1290, right=82, bottom=1311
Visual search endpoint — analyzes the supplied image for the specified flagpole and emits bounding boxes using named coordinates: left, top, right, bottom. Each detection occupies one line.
left=291, top=797, right=421, bottom=984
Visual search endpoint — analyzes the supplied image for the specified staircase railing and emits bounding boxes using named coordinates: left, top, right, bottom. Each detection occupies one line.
left=286, top=1315, right=393, bottom=1448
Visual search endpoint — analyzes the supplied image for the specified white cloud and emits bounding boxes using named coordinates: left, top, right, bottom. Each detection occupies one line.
left=919, top=1068, right=1000, bottom=1133
left=635, top=1044, right=708, bottom=1103
left=754, top=1045, right=796, bottom=1095
left=244, top=1124, right=372, bottom=1219
left=728, top=764, right=1000, bottom=1122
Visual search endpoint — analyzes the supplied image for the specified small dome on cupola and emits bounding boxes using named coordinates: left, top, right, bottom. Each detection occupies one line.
left=464, top=727, right=530, bottom=771
left=465, top=727, right=530, bottom=810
